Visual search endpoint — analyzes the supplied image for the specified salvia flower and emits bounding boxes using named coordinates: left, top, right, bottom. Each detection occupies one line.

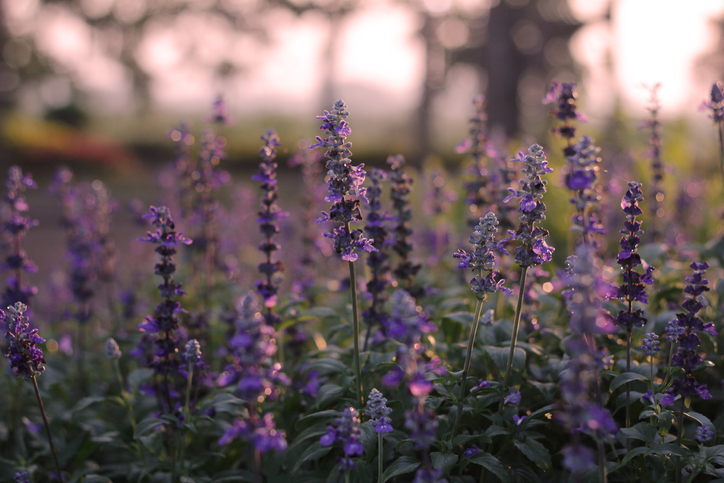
left=105, top=338, right=122, bottom=360
left=696, top=425, right=714, bottom=443
left=362, top=167, right=392, bottom=342
left=4, top=302, right=45, bottom=378
left=184, top=339, right=202, bottom=364
left=388, top=154, right=422, bottom=296
left=218, top=412, right=287, bottom=453
left=14, top=472, right=30, bottom=483
left=253, top=130, right=288, bottom=324
left=320, top=407, right=363, bottom=471
left=412, top=467, right=447, bottom=483
left=365, top=388, right=393, bottom=433
left=454, top=212, right=510, bottom=300
left=662, top=262, right=716, bottom=405
left=404, top=406, right=438, bottom=451
left=2, top=166, right=38, bottom=309
left=566, top=136, right=605, bottom=245
left=543, top=82, right=586, bottom=157
left=503, top=387, right=521, bottom=406
left=700, top=81, right=724, bottom=123
left=313, top=100, right=376, bottom=262
left=610, top=182, right=654, bottom=330
left=463, top=444, right=480, bottom=458
left=641, top=84, right=665, bottom=241
left=457, top=95, right=493, bottom=226
left=499, top=144, right=555, bottom=267
left=641, top=333, right=660, bottom=356
left=138, top=206, right=191, bottom=412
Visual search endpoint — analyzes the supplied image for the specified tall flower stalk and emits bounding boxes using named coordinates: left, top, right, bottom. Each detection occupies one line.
left=138, top=206, right=192, bottom=415
left=642, top=84, right=665, bottom=241
left=365, top=388, right=393, bottom=483
left=499, top=144, right=554, bottom=391
left=457, top=95, right=492, bottom=227
left=451, top=212, right=508, bottom=439
left=253, top=130, right=288, bottom=327
left=566, top=136, right=605, bottom=246
left=701, top=82, right=724, bottom=184
left=362, top=167, right=392, bottom=350
left=312, top=100, right=376, bottom=407
left=1, top=166, right=38, bottom=309
left=388, top=154, right=423, bottom=298
left=609, top=181, right=654, bottom=429
left=4, top=303, right=63, bottom=481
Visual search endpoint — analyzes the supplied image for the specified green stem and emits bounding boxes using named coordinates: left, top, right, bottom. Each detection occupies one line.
left=179, top=364, right=194, bottom=477
left=347, top=249, right=363, bottom=408
left=716, top=120, right=724, bottom=185
left=378, top=433, right=383, bottom=483
left=113, top=359, right=137, bottom=429
left=32, top=376, right=63, bottom=482
left=626, top=328, right=632, bottom=432
left=452, top=296, right=485, bottom=440
left=597, top=440, right=608, bottom=483
left=502, top=266, right=528, bottom=392
left=676, top=398, right=685, bottom=483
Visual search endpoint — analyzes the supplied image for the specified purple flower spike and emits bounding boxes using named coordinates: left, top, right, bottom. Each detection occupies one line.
left=4, top=302, right=45, bottom=379
left=501, top=144, right=555, bottom=268
left=662, top=262, right=715, bottom=406
left=320, top=407, right=363, bottom=472
left=610, top=182, right=654, bottom=331
left=365, top=388, right=393, bottom=433
left=311, top=100, right=376, bottom=263
left=696, top=425, right=714, bottom=443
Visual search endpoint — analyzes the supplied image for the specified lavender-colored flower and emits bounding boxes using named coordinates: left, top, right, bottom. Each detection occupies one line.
left=365, top=388, right=393, bottom=433
left=388, top=154, right=423, bottom=297
left=138, top=206, right=191, bottom=412
left=218, top=292, right=289, bottom=402
left=454, top=212, right=509, bottom=300
left=562, top=245, right=615, bottom=335
left=209, top=94, right=233, bottom=125
left=184, top=339, right=202, bottom=364
left=105, top=338, right=122, bottom=360
left=313, top=100, right=376, bottom=262
left=362, top=167, right=392, bottom=343
left=665, top=319, right=685, bottom=341
left=404, top=406, right=438, bottom=451
left=566, top=136, right=605, bottom=245
left=503, top=387, right=521, bottom=406
left=696, top=425, right=714, bottom=443
left=1, top=166, right=38, bottom=309
left=561, top=444, right=596, bottom=475
left=700, top=81, right=724, bottom=123
left=610, top=182, right=654, bottom=330
left=463, top=444, right=480, bottom=458
left=499, top=144, right=555, bottom=267
left=457, top=95, right=493, bottom=227
left=641, top=333, right=660, bottom=356
left=543, top=82, right=586, bottom=157
left=412, top=467, right=447, bottom=483
left=253, top=130, right=288, bottom=325
left=4, top=302, right=45, bottom=378
left=14, top=472, right=30, bottom=483
left=662, top=262, right=716, bottom=405
left=218, top=412, right=287, bottom=453
left=320, top=407, right=363, bottom=471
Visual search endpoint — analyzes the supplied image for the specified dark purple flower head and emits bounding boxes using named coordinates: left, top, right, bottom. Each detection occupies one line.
left=209, top=94, right=233, bottom=125
left=641, top=333, right=660, bottom=356
left=500, top=144, right=555, bottom=267
left=312, top=100, right=376, bottom=263
left=566, top=136, right=605, bottom=244
left=561, top=444, right=596, bottom=475
left=663, top=261, right=715, bottom=405
left=4, top=302, right=45, bottom=379
left=543, top=82, right=586, bottom=153
left=412, top=467, right=448, bottom=483
left=404, top=406, right=438, bottom=451
left=320, top=407, right=363, bottom=471
left=218, top=412, right=287, bottom=453
left=365, top=388, right=393, bottom=433
left=463, top=444, right=480, bottom=458
left=610, top=182, right=654, bottom=330
left=700, top=81, right=724, bottom=122
left=696, top=425, right=714, bottom=443
left=388, top=154, right=422, bottom=295
left=184, top=339, right=202, bottom=364
left=454, top=212, right=510, bottom=300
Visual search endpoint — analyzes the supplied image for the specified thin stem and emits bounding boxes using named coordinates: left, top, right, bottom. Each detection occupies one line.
left=716, top=121, right=724, bottom=184
left=179, top=364, right=194, bottom=477
left=254, top=447, right=262, bottom=483
left=32, top=376, right=62, bottom=482
left=676, top=398, right=685, bottom=483
left=597, top=440, right=608, bottom=483
left=346, top=233, right=363, bottom=408
left=452, top=296, right=485, bottom=440
left=377, top=433, right=383, bottom=483
left=502, top=266, right=528, bottom=392
left=626, top=328, right=632, bottom=431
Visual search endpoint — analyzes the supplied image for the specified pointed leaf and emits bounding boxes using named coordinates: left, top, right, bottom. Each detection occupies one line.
left=431, top=452, right=458, bottom=475
left=513, top=439, right=552, bottom=474
left=609, top=372, right=648, bottom=393
left=381, top=456, right=421, bottom=483
left=467, top=452, right=511, bottom=483
left=134, top=417, right=164, bottom=439
left=292, top=442, right=333, bottom=472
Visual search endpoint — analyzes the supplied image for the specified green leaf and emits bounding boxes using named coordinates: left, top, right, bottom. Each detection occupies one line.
left=79, top=476, right=113, bottom=483
left=685, top=411, right=713, bottom=428
left=315, top=384, right=344, bottom=409
left=299, top=307, right=338, bottom=318
left=197, top=392, right=244, bottom=414
left=442, top=312, right=475, bottom=327
left=71, top=396, right=108, bottom=414
left=359, top=422, right=377, bottom=459
left=452, top=434, right=492, bottom=446
left=441, top=317, right=464, bottom=346
left=128, top=368, right=154, bottom=389
left=304, top=358, right=349, bottom=376
left=431, top=452, right=458, bottom=476
left=620, top=422, right=658, bottom=445
left=210, top=469, right=254, bottom=482
left=295, top=410, right=340, bottom=430
left=467, top=453, right=511, bottom=483
left=133, top=417, right=164, bottom=439
left=621, top=446, right=654, bottom=466
left=513, top=439, right=552, bottom=474
left=609, top=372, right=649, bottom=393
left=485, top=346, right=525, bottom=372
left=292, top=442, right=333, bottom=472
left=381, top=456, right=420, bottom=483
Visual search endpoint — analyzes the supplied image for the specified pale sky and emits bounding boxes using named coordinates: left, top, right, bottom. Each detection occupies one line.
left=5, top=0, right=724, bottom=120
